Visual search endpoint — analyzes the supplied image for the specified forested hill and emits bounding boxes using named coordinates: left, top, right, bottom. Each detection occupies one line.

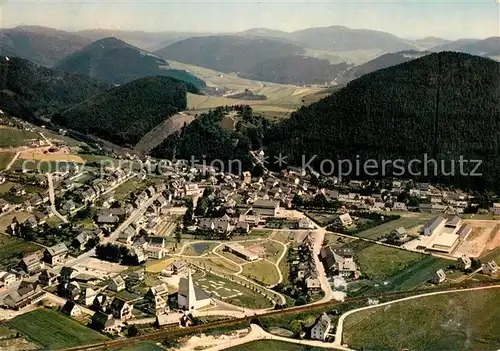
left=52, top=76, right=190, bottom=146
left=154, top=36, right=305, bottom=74
left=52, top=37, right=205, bottom=89
left=264, top=52, right=500, bottom=189
left=0, top=56, right=109, bottom=121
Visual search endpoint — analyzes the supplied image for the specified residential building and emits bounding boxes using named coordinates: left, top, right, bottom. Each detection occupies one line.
left=391, top=227, right=407, bottom=240
left=177, top=270, right=212, bottom=311
left=336, top=213, right=353, bottom=227
left=38, top=269, right=58, bottom=286
left=482, top=261, right=499, bottom=276
left=91, top=312, right=121, bottom=333
left=20, top=253, right=42, bottom=274
left=145, top=284, right=169, bottom=315
left=117, top=227, right=136, bottom=245
left=79, top=287, right=97, bottom=306
left=432, top=269, right=446, bottom=284
left=4, top=281, right=45, bottom=310
left=92, top=293, right=110, bottom=312
left=164, top=259, right=188, bottom=276
left=458, top=255, right=472, bottom=271
left=298, top=218, right=315, bottom=229
left=311, top=313, right=332, bottom=341
left=43, top=243, right=68, bottom=266
left=127, top=269, right=145, bottom=283
left=61, top=301, right=82, bottom=317
left=145, top=246, right=166, bottom=260
left=110, top=297, right=133, bottom=321
left=0, top=271, right=16, bottom=288
left=252, top=200, right=280, bottom=217
left=320, top=246, right=358, bottom=279
left=108, top=276, right=126, bottom=292
left=224, top=243, right=259, bottom=261
left=490, top=203, right=500, bottom=215
left=59, top=266, right=78, bottom=283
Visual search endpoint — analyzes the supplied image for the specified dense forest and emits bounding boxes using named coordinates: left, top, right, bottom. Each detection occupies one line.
left=53, top=37, right=206, bottom=89
left=264, top=52, right=500, bottom=189
left=0, top=56, right=109, bottom=121
left=152, top=105, right=270, bottom=172
left=52, top=76, right=190, bottom=146
left=240, top=55, right=351, bottom=85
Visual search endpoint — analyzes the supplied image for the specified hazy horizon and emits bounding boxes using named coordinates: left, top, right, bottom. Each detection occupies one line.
left=1, top=0, right=498, bottom=40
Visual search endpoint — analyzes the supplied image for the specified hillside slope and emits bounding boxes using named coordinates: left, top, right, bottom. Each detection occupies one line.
left=52, top=76, right=190, bottom=146
left=53, top=37, right=205, bottom=89
left=240, top=55, right=351, bottom=85
left=264, top=52, right=500, bottom=189
left=0, top=26, right=91, bottom=66
left=339, top=50, right=431, bottom=83
left=154, top=36, right=306, bottom=74
left=288, top=26, right=417, bottom=52
left=430, top=37, right=500, bottom=58
left=0, top=56, right=109, bottom=121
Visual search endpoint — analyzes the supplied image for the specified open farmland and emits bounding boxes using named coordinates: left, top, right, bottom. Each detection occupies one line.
left=344, top=240, right=453, bottom=296
left=0, top=152, right=15, bottom=170
left=0, top=127, right=40, bottom=148
left=7, top=308, right=108, bottom=349
left=343, top=288, right=500, bottom=351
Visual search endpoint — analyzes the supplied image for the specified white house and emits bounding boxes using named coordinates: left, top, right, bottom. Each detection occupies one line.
left=310, top=313, right=332, bottom=341
left=336, top=213, right=353, bottom=227
left=0, top=271, right=16, bottom=288
left=482, top=261, right=498, bottom=276
left=61, top=301, right=82, bottom=317
left=458, top=255, right=472, bottom=271
left=298, top=218, right=315, bottom=229
left=432, top=269, right=446, bottom=284
left=490, top=203, right=500, bottom=215
left=252, top=200, right=280, bottom=217
left=108, top=276, right=126, bottom=292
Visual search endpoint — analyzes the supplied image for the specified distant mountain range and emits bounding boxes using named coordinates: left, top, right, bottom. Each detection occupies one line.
left=429, top=37, right=500, bottom=58
left=0, top=26, right=90, bottom=66
left=52, top=37, right=205, bottom=88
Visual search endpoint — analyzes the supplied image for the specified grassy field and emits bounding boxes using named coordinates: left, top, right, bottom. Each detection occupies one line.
left=356, top=216, right=430, bottom=239
left=0, top=212, right=32, bottom=233
left=107, top=342, right=163, bottom=351
left=241, top=260, right=280, bottom=286
left=263, top=241, right=285, bottom=263
left=343, top=240, right=453, bottom=296
left=226, top=340, right=327, bottom=351
left=354, top=242, right=426, bottom=281
left=343, top=289, right=500, bottom=351
left=7, top=308, right=109, bottom=349
left=0, top=233, right=42, bottom=268
left=187, top=256, right=241, bottom=275
left=0, top=152, right=15, bottom=170
left=196, top=272, right=273, bottom=309
left=0, top=127, right=40, bottom=148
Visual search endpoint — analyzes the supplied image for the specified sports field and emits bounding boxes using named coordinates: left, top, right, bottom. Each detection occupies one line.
left=7, top=308, right=108, bottom=349
left=343, top=288, right=500, bottom=351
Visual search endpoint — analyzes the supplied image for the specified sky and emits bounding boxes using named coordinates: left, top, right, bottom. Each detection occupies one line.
left=0, top=0, right=498, bottom=39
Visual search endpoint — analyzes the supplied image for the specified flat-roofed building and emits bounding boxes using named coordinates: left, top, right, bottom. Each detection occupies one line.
left=252, top=200, right=279, bottom=217
left=224, top=243, right=259, bottom=261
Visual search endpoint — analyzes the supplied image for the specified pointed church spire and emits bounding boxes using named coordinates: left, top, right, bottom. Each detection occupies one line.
left=187, top=268, right=196, bottom=311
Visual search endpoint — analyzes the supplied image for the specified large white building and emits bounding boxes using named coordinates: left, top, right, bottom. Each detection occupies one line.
left=252, top=200, right=280, bottom=217
left=224, top=243, right=259, bottom=261
left=177, top=270, right=212, bottom=312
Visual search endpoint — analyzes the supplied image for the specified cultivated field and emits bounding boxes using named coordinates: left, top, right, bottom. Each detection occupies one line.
left=343, top=289, right=500, bottom=351
left=0, top=127, right=40, bottom=148
left=0, top=152, right=15, bottom=170
left=18, top=152, right=86, bottom=163
left=7, top=308, right=109, bottom=349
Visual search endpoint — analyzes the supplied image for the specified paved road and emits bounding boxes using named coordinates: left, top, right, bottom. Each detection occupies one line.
left=333, top=284, right=500, bottom=347
left=47, top=173, right=68, bottom=223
